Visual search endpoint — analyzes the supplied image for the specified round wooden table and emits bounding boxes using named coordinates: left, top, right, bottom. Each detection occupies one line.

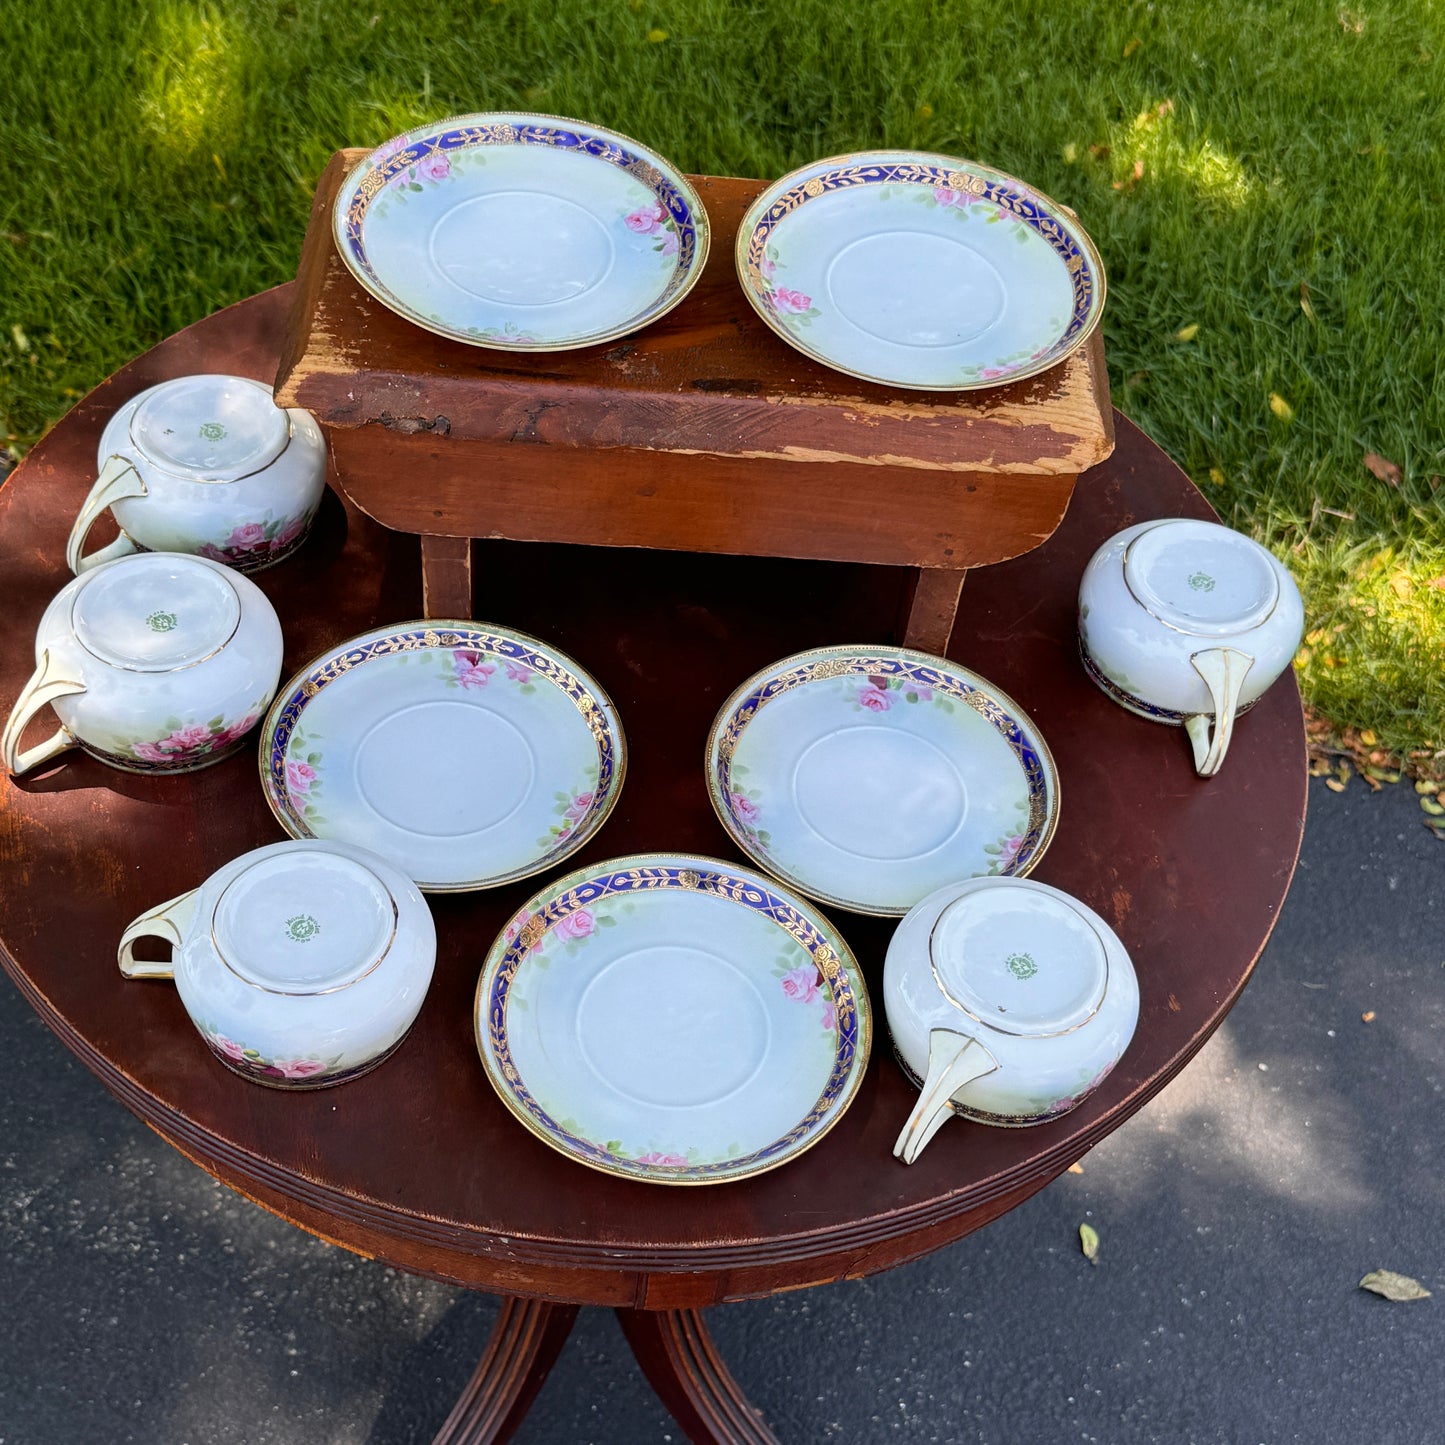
left=0, top=287, right=1306, bottom=1444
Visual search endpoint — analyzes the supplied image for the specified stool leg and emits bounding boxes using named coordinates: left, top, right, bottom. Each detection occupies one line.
left=616, top=1306, right=780, bottom=1445
left=421, top=534, right=473, bottom=620
left=900, top=566, right=967, bottom=655
left=431, top=1295, right=579, bottom=1445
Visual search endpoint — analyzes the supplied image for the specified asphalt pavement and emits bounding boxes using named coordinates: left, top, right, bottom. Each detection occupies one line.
left=2, top=773, right=1441, bottom=1445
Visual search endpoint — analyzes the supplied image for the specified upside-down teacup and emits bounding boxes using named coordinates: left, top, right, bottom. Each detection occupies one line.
left=118, top=840, right=436, bottom=1088
left=2, top=552, right=283, bottom=777
left=66, top=374, right=326, bottom=574
left=1077, top=518, right=1304, bottom=776
left=885, top=877, right=1138, bottom=1164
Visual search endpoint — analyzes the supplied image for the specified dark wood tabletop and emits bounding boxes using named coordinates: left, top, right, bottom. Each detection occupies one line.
left=0, top=285, right=1306, bottom=1444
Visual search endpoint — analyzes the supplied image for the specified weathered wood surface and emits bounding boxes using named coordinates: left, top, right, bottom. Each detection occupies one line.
left=276, top=153, right=1115, bottom=479
left=0, top=286, right=1306, bottom=1313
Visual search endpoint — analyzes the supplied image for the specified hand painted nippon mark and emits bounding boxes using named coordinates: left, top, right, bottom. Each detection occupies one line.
left=198, top=422, right=227, bottom=441
left=1006, top=952, right=1039, bottom=980
left=285, top=914, right=321, bottom=943
left=146, top=611, right=178, bottom=633
left=1188, top=572, right=1217, bottom=592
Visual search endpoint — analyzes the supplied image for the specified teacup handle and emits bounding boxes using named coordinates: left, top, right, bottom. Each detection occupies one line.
left=893, top=1028, right=1000, bottom=1165
left=1184, top=647, right=1256, bottom=777
left=2, top=648, right=85, bottom=776
left=66, top=454, right=148, bottom=574
left=118, top=887, right=201, bottom=980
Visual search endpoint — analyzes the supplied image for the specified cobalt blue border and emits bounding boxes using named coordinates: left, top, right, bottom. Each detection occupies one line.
left=483, top=860, right=865, bottom=1182
left=261, top=625, right=620, bottom=875
left=712, top=652, right=1054, bottom=881
left=743, top=160, right=1099, bottom=364
left=342, top=119, right=700, bottom=301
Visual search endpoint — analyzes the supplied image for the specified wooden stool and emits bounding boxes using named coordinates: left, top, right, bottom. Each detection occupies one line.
left=275, top=154, right=1114, bottom=652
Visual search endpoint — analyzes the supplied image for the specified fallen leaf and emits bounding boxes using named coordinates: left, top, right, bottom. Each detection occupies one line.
left=1360, top=1270, right=1430, bottom=1301
left=917, top=103, right=934, bottom=119
left=1062, top=142, right=1078, bottom=164
left=1300, top=282, right=1316, bottom=320
left=1155, top=99, right=1175, bottom=118
left=1325, top=778, right=1346, bottom=793
left=1208, top=467, right=1225, bottom=486
left=1414, top=780, right=1440, bottom=795
left=1269, top=392, right=1294, bottom=422
left=1088, top=143, right=1111, bottom=160
left=1421, top=797, right=1445, bottom=816
left=1079, top=1223, right=1100, bottom=1264
left=647, top=27, right=668, bottom=41
left=1067, top=1162, right=1084, bottom=1174
left=1363, top=452, right=1402, bottom=487
left=1112, top=159, right=1145, bottom=191
left=1175, top=323, right=1200, bottom=342
left=10, top=324, right=28, bottom=353
left=1123, top=36, right=1141, bottom=57
left=1361, top=1010, right=1376, bottom=1022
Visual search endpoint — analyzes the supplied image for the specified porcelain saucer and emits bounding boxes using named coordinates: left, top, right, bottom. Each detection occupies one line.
left=334, top=112, right=710, bottom=350
left=474, top=853, right=871, bottom=1185
left=259, top=622, right=625, bottom=892
left=736, top=151, right=1104, bottom=390
left=706, top=645, right=1059, bottom=916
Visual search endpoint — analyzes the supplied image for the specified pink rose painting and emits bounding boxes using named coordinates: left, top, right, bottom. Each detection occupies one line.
left=821, top=1000, right=836, bottom=1032
left=198, top=512, right=310, bottom=567
left=635, top=1151, right=688, bottom=1167
left=731, top=792, right=761, bottom=825
left=416, top=152, right=451, bottom=183
left=276, top=1058, right=328, bottom=1080
left=623, top=199, right=679, bottom=256
left=933, top=186, right=972, bottom=208
left=214, top=712, right=260, bottom=749
left=996, top=834, right=1026, bottom=871
left=625, top=201, right=666, bottom=233
left=212, top=1035, right=248, bottom=1062
left=780, top=965, right=819, bottom=1005
left=453, top=650, right=496, bottom=689
left=768, top=286, right=812, bottom=315
left=553, top=909, right=595, bottom=942
left=563, top=791, right=595, bottom=823
left=128, top=712, right=255, bottom=768
left=286, top=758, right=318, bottom=799
left=504, top=660, right=533, bottom=684
left=857, top=683, right=892, bottom=712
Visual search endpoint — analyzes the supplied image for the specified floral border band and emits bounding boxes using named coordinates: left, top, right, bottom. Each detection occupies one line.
left=1078, top=640, right=1259, bottom=728
left=342, top=120, right=700, bottom=302
left=713, top=653, right=1052, bottom=872
left=741, top=160, right=1098, bottom=360
left=485, top=861, right=863, bottom=1183
left=262, top=626, right=619, bottom=862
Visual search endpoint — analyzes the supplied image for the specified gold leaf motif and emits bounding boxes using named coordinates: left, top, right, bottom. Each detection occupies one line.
left=946, top=170, right=969, bottom=190
left=1066, top=253, right=1084, bottom=273
left=520, top=917, right=547, bottom=947
left=812, top=658, right=852, bottom=679
left=302, top=680, right=320, bottom=698
left=678, top=869, right=701, bottom=890
left=804, top=178, right=825, bottom=197
left=966, top=175, right=988, bottom=196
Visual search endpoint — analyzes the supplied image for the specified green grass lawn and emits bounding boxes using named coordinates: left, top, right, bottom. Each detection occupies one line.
left=3, top=0, right=1443, bottom=767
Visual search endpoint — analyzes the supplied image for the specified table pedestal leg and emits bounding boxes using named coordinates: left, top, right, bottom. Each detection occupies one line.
left=431, top=1295, right=579, bottom=1445
left=616, top=1306, right=780, bottom=1445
